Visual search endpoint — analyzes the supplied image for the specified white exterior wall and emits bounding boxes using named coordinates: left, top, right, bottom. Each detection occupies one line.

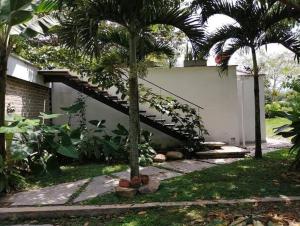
left=7, top=54, right=50, bottom=88
left=51, top=83, right=180, bottom=148
left=145, top=66, right=241, bottom=145
left=237, top=75, right=266, bottom=144
left=51, top=66, right=266, bottom=147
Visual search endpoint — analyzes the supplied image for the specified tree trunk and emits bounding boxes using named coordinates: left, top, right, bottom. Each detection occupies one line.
left=251, top=47, right=262, bottom=159
left=128, top=32, right=140, bottom=178
left=0, top=47, right=7, bottom=161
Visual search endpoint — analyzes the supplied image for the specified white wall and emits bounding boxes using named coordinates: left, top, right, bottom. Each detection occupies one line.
left=51, top=65, right=266, bottom=147
left=237, top=75, right=266, bottom=144
left=52, top=83, right=180, bottom=148
left=7, top=54, right=50, bottom=88
left=144, top=66, right=241, bottom=145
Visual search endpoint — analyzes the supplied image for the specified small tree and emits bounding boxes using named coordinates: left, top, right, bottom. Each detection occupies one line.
left=192, top=0, right=300, bottom=158
left=58, top=0, right=204, bottom=178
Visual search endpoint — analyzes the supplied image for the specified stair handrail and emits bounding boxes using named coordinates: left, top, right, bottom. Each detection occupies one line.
left=121, top=75, right=204, bottom=110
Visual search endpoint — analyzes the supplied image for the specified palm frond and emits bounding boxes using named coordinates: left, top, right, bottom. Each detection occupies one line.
left=201, top=24, right=245, bottom=57
left=261, top=25, right=300, bottom=61
left=191, top=0, right=241, bottom=23
left=264, top=1, right=300, bottom=29
left=218, top=41, right=244, bottom=71
left=142, top=6, right=205, bottom=54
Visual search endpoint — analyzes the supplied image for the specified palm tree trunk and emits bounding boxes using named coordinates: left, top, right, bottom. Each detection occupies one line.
left=251, top=47, right=262, bottom=159
left=128, top=31, right=140, bottom=178
left=0, top=47, right=7, bottom=161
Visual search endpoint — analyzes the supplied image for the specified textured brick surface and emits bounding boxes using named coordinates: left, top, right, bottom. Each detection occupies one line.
left=6, top=76, right=51, bottom=118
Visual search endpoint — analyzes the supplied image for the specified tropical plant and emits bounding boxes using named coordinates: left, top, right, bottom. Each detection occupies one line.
left=192, top=0, right=300, bottom=158
left=0, top=113, right=81, bottom=174
left=0, top=155, right=26, bottom=193
left=0, top=0, right=58, bottom=161
left=139, top=84, right=207, bottom=155
left=275, top=78, right=300, bottom=170
left=278, top=0, right=300, bottom=13
left=56, top=0, right=204, bottom=178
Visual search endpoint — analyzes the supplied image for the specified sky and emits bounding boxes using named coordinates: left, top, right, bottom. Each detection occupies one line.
left=177, top=1, right=298, bottom=67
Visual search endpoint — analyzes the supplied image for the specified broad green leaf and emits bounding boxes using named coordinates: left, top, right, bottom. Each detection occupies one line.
left=39, top=112, right=62, bottom=120
left=61, top=102, right=84, bottom=114
left=33, top=0, right=59, bottom=13
left=9, top=9, right=32, bottom=26
left=57, top=145, right=79, bottom=159
left=89, top=120, right=106, bottom=128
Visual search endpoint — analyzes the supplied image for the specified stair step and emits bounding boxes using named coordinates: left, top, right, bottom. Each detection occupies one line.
left=116, top=100, right=128, bottom=105
left=164, top=124, right=175, bottom=127
left=108, top=96, right=118, bottom=100
left=139, top=110, right=147, bottom=114
left=155, top=119, right=165, bottom=123
left=79, top=81, right=89, bottom=84
left=97, top=91, right=108, bottom=95
left=146, top=115, right=156, bottom=118
left=70, top=77, right=80, bottom=81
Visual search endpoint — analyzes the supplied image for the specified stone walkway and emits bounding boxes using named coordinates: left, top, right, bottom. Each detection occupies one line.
left=2, top=139, right=291, bottom=207
left=3, top=159, right=224, bottom=206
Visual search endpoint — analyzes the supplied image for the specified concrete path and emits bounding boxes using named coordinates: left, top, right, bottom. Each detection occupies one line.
left=73, top=176, right=118, bottom=203
left=3, top=138, right=290, bottom=207
left=113, top=166, right=182, bottom=181
left=7, top=179, right=89, bottom=206
left=158, top=160, right=215, bottom=174
left=1, top=196, right=299, bottom=220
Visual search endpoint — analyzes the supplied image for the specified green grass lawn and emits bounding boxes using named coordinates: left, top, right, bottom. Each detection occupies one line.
left=25, top=163, right=128, bottom=190
left=84, top=149, right=299, bottom=205
left=266, top=117, right=291, bottom=138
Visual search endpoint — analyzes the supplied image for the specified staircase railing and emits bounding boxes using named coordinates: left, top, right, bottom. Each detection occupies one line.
left=116, top=74, right=207, bottom=149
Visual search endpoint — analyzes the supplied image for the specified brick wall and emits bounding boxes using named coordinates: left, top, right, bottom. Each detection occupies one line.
left=5, top=76, right=51, bottom=118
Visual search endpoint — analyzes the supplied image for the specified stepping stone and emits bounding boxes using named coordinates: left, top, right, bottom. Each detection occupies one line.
left=196, top=146, right=250, bottom=159
left=201, top=158, right=241, bottom=165
left=113, top=166, right=182, bottom=181
left=73, top=176, right=118, bottom=203
left=202, top=141, right=226, bottom=149
left=8, top=179, right=88, bottom=206
left=158, top=160, right=215, bottom=174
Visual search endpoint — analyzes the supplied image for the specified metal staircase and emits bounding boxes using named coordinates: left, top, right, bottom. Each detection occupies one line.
left=40, top=70, right=203, bottom=143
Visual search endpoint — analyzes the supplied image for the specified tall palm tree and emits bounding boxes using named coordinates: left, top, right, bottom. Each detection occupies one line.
left=0, top=0, right=58, bottom=160
left=192, top=0, right=300, bottom=158
left=58, top=0, right=204, bottom=178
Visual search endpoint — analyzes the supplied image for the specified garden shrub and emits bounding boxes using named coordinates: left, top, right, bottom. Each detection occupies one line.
left=274, top=78, right=300, bottom=170
left=265, top=102, right=291, bottom=118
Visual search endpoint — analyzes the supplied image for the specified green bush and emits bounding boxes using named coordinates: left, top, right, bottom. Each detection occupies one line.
left=0, top=113, right=81, bottom=175
left=274, top=79, right=300, bottom=170
left=265, top=102, right=282, bottom=118
left=0, top=155, right=26, bottom=193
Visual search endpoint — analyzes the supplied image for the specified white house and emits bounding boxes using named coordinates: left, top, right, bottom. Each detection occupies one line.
left=6, top=54, right=266, bottom=148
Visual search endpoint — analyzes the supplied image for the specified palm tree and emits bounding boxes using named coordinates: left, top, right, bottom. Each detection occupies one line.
left=58, top=0, right=204, bottom=178
left=0, top=0, right=58, bottom=160
left=192, top=0, right=300, bottom=158
left=279, top=0, right=300, bottom=13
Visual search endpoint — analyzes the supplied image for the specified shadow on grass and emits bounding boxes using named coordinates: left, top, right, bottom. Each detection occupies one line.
left=25, top=164, right=128, bottom=189
left=84, top=149, right=300, bottom=205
